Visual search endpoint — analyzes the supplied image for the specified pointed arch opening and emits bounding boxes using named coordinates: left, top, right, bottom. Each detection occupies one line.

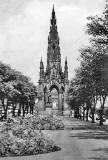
left=49, top=85, right=59, bottom=110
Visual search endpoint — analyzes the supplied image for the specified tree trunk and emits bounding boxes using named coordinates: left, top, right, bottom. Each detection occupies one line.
left=77, top=107, right=80, bottom=118
left=12, top=103, right=17, bottom=117
left=30, top=105, right=34, bottom=114
left=1, top=99, right=5, bottom=118
left=86, top=101, right=91, bottom=121
left=74, top=108, right=77, bottom=118
left=99, top=108, right=104, bottom=126
left=18, top=103, right=21, bottom=116
left=91, top=107, right=95, bottom=123
left=86, top=109, right=89, bottom=121
left=22, top=104, right=25, bottom=116
left=99, top=97, right=106, bottom=126
left=26, top=105, right=29, bottom=114
left=4, top=99, right=9, bottom=119
left=83, top=108, right=85, bottom=120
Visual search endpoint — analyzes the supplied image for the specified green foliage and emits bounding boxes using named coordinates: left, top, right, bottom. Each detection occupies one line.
left=67, top=0, right=108, bottom=124
left=0, top=116, right=61, bottom=157
left=0, top=131, right=59, bottom=156
left=11, top=114, right=64, bottom=131
left=0, top=61, right=37, bottom=118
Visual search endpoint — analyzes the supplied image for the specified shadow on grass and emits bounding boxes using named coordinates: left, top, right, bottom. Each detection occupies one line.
left=93, top=147, right=108, bottom=153
left=88, top=148, right=108, bottom=160
left=88, top=157, right=108, bottom=160
left=69, top=129, right=108, bottom=159
left=66, top=124, right=101, bottom=130
left=69, top=130, right=108, bottom=140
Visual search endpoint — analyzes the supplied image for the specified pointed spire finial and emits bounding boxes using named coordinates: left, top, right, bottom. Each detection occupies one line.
left=65, top=57, right=67, bottom=64
left=40, top=57, right=43, bottom=65
left=52, top=4, right=55, bottom=17
left=40, top=57, right=44, bottom=69
left=51, top=4, right=56, bottom=26
left=53, top=4, right=54, bottom=12
left=41, top=56, right=43, bottom=62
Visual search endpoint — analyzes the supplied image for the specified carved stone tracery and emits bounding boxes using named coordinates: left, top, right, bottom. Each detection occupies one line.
left=38, top=5, right=69, bottom=112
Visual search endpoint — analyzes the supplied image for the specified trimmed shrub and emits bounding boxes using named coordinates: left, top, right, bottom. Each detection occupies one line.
left=0, top=123, right=61, bottom=157
left=0, top=115, right=62, bottom=157
left=9, top=114, right=64, bottom=130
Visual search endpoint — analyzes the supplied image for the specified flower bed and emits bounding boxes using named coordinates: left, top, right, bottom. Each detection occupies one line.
left=0, top=121, right=60, bottom=157
left=0, top=114, right=64, bottom=157
left=12, top=114, right=64, bottom=130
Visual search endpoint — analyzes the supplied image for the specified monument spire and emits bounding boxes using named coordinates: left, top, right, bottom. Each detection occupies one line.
left=51, top=4, right=56, bottom=26
left=64, top=57, right=69, bottom=84
left=39, top=57, right=44, bottom=84
left=38, top=5, right=69, bottom=112
left=52, top=4, right=55, bottom=13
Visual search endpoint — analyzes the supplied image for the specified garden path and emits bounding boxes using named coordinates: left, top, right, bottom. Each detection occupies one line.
left=1, top=117, right=108, bottom=160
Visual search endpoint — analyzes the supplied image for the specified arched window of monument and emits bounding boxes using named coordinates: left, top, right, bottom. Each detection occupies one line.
left=50, top=87, right=59, bottom=109
left=52, top=43, right=55, bottom=50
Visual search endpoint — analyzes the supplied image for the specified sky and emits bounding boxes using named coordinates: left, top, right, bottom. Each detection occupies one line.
left=0, top=0, right=105, bottom=85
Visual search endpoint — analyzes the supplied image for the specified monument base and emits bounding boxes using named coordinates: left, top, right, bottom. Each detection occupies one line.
left=46, top=108, right=52, bottom=114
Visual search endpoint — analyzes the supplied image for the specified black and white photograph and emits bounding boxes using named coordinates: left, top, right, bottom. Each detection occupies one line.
left=0, top=0, right=108, bottom=160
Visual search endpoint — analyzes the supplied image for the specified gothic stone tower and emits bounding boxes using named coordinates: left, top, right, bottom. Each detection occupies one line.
left=38, top=5, right=69, bottom=113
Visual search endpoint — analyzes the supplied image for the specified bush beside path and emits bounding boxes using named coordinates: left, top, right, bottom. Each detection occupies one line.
left=1, top=117, right=108, bottom=160
left=0, top=114, right=63, bottom=157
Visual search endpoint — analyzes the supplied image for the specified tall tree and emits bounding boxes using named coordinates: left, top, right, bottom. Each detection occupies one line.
left=86, top=0, right=108, bottom=125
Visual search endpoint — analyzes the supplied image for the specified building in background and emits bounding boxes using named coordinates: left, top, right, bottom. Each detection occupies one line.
left=38, top=5, right=69, bottom=114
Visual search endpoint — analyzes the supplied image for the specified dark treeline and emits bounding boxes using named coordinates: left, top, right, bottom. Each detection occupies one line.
left=67, top=0, right=108, bottom=125
left=0, top=61, right=37, bottom=119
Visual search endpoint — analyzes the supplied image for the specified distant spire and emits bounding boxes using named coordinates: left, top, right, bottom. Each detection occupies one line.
left=64, top=57, right=68, bottom=83
left=51, top=4, right=56, bottom=25
left=65, top=57, right=67, bottom=65
left=53, top=4, right=54, bottom=12
left=52, top=4, right=55, bottom=15
left=64, top=57, right=68, bottom=72
left=40, top=57, right=44, bottom=69
left=41, top=56, right=42, bottom=62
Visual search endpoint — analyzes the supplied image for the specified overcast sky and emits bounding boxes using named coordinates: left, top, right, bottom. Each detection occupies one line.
left=0, top=0, right=105, bottom=84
